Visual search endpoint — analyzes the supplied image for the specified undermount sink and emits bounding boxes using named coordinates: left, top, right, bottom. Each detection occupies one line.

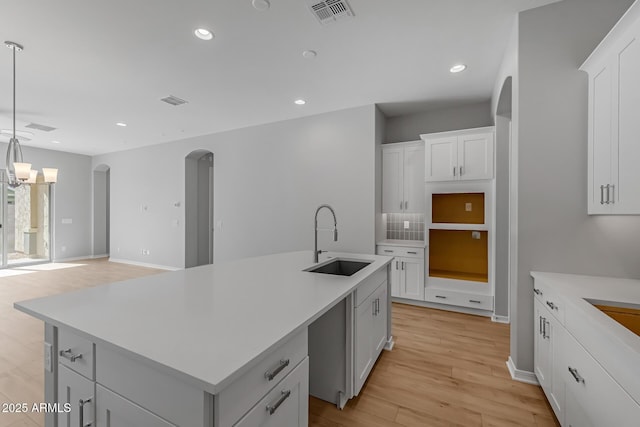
left=586, top=299, right=640, bottom=337
left=305, top=259, right=372, bottom=277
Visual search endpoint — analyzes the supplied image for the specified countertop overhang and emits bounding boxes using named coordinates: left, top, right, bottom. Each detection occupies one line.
left=15, top=251, right=392, bottom=394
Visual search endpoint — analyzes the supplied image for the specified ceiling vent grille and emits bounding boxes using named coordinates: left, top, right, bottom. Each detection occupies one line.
left=25, top=122, right=56, bottom=132
left=305, top=0, right=354, bottom=25
left=160, top=95, right=188, bottom=106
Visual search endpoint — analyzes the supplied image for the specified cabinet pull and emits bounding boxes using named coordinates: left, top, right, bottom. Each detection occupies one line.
left=384, top=250, right=394, bottom=253
left=568, top=366, right=585, bottom=384
left=395, top=260, right=398, bottom=270
left=60, top=349, right=83, bottom=362
left=533, top=288, right=542, bottom=296
left=544, top=320, right=550, bottom=339
left=407, top=251, right=417, bottom=255
left=605, top=184, right=611, bottom=204
left=79, top=397, right=92, bottom=427
left=469, top=300, right=482, bottom=304
left=266, top=390, right=291, bottom=415
left=539, top=316, right=543, bottom=335
left=400, top=201, right=403, bottom=210
left=373, top=299, right=377, bottom=316
left=405, top=201, right=408, bottom=210
left=459, top=166, right=463, bottom=176
left=265, top=359, right=290, bottom=381
left=435, top=295, right=447, bottom=299
left=546, top=301, right=557, bottom=310
left=610, top=184, right=615, bottom=204
left=401, top=261, right=405, bottom=270
left=453, top=166, right=456, bottom=176
left=600, top=185, right=605, bottom=205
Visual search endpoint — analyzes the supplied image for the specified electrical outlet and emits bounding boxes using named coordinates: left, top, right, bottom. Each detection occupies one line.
left=471, top=231, right=481, bottom=240
left=465, top=203, right=473, bottom=212
left=44, top=342, right=52, bottom=372
left=141, top=249, right=150, bottom=255
left=403, top=221, right=410, bottom=229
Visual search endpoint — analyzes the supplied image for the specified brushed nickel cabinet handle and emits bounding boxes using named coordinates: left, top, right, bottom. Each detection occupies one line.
left=405, top=201, right=408, bottom=210
left=79, top=397, right=92, bottom=427
left=544, top=320, right=550, bottom=339
left=568, top=366, right=585, bottom=384
left=395, top=260, right=398, bottom=270
left=459, top=166, right=463, bottom=176
left=539, top=316, right=543, bottom=335
left=600, top=185, right=605, bottom=205
left=60, top=349, right=83, bottom=362
left=407, top=251, right=417, bottom=255
left=469, top=300, right=482, bottom=304
left=435, top=295, right=447, bottom=299
left=610, top=184, right=615, bottom=204
left=546, top=301, right=557, bottom=310
left=533, top=288, right=542, bottom=296
left=265, top=359, right=290, bottom=381
left=605, top=184, right=611, bottom=204
left=384, top=249, right=394, bottom=253
left=266, top=390, right=291, bottom=415
left=400, top=201, right=403, bottom=210
left=453, top=167, right=456, bottom=176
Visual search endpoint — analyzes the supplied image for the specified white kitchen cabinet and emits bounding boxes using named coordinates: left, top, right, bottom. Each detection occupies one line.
left=58, top=364, right=95, bottom=427
left=582, top=3, right=640, bottom=214
left=382, top=141, right=425, bottom=213
left=96, top=384, right=175, bottom=427
left=421, top=127, right=494, bottom=182
left=376, top=245, right=425, bottom=301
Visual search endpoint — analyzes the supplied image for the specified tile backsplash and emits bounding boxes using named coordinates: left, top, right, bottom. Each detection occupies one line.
left=386, top=213, right=424, bottom=241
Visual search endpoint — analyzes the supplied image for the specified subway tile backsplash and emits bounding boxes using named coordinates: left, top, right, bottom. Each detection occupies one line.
left=386, top=213, right=424, bottom=241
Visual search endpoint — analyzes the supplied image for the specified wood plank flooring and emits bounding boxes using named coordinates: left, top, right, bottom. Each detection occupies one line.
left=0, top=259, right=558, bottom=427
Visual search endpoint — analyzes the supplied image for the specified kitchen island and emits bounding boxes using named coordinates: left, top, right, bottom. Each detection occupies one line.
left=14, top=251, right=393, bottom=427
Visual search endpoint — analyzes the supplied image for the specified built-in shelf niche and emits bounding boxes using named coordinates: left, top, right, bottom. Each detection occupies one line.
left=432, top=192, right=484, bottom=224
left=429, top=229, right=488, bottom=283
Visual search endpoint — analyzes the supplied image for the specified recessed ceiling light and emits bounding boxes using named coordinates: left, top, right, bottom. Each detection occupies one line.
left=302, top=50, right=317, bottom=59
left=252, top=0, right=270, bottom=11
left=294, top=99, right=306, bottom=105
left=116, top=122, right=127, bottom=127
left=194, top=28, right=214, bottom=41
left=51, top=140, right=61, bottom=144
left=450, top=64, right=467, bottom=73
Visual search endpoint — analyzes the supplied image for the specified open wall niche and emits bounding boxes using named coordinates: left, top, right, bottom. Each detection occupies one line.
left=429, top=229, right=488, bottom=283
left=432, top=192, right=484, bottom=224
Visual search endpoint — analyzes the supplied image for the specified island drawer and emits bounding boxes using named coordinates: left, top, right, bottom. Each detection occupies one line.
left=233, top=357, right=309, bottom=427
left=355, top=267, right=387, bottom=307
left=217, top=328, right=308, bottom=427
left=532, top=278, right=565, bottom=325
left=58, top=328, right=95, bottom=380
left=96, top=345, right=208, bottom=427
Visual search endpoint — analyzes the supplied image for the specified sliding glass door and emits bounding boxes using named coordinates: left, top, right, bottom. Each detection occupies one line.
left=1, top=170, right=52, bottom=268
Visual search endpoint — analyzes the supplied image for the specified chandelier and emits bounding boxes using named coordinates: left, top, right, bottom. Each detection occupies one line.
left=5, top=41, right=58, bottom=188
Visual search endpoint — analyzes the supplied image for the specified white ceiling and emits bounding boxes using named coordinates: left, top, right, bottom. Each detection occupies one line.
left=1, top=0, right=560, bottom=156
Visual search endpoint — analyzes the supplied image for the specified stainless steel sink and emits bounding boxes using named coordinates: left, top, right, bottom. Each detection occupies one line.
left=305, top=259, right=372, bottom=276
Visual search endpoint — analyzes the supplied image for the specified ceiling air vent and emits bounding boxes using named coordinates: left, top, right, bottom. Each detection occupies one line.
left=160, top=95, right=188, bottom=106
left=26, top=122, right=56, bottom=132
left=305, top=0, right=354, bottom=25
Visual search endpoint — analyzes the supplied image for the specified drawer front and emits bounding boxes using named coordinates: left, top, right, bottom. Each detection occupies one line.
left=376, top=245, right=424, bottom=259
left=425, top=288, right=493, bottom=310
left=96, top=345, right=206, bottom=427
left=561, top=331, right=640, bottom=427
left=532, top=278, right=565, bottom=325
left=58, top=364, right=94, bottom=427
left=233, top=357, right=309, bottom=427
left=218, top=329, right=308, bottom=427
left=355, top=267, right=387, bottom=307
left=58, top=328, right=95, bottom=379
left=96, top=384, right=175, bottom=427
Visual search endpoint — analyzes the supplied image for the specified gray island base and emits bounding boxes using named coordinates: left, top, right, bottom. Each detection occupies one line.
left=15, top=251, right=393, bottom=427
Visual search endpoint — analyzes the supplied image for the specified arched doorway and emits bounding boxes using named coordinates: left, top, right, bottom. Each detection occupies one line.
left=185, top=150, right=214, bottom=268
left=494, top=76, right=513, bottom=322
left=93, top=164, right=110, bottom=258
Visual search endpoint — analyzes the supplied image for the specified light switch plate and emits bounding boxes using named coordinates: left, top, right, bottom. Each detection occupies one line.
left=44, top=342, right=52, bottom=372
left=403, top=221, right=410, bottom=229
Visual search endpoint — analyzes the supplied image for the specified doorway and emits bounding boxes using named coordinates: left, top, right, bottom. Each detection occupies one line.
left=1, top=170, right=52, bottom=267
left=185, top=150, right=213, bottom=268
left=93, top=165, right=110, bottom=258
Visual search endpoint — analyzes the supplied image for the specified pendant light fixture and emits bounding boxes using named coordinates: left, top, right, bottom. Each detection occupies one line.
left=4, top=41, right=58, bottom=187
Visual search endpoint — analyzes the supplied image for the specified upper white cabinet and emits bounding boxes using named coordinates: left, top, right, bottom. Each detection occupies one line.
left=382, top=141, right=425, bottom=213
left=582, top=3, right=640, bottom=214
left=421, top=127, right=494, bottom=182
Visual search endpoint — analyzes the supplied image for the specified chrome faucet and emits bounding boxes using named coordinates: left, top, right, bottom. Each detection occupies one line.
left=314, top=204, right=338, bottom=263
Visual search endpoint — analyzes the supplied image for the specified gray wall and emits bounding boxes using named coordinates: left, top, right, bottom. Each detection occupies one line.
left=513, top=0, right=637, bottom=372
left=494, top=114, right=510, bottom=318
left=92, top=169, right=109, bottom=255
left=384, top=102, right=493, bottom=143
left=93, top=105, right=377, bottom=269
left=0, top=142, right=92, bottom=260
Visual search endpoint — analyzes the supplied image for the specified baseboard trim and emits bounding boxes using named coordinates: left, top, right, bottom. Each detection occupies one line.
left=391, top=297, right=492, bottom=318
left=384, top=336, right=395, bottom=351
left=108, top=258, right=182, bottom=271
left=91, top=253, right=109, bottom=259
left=53, top=255, right=95, bottom=262
left=506, top=356, right=539, bottom=385
left=492, top=314, right=510, bottom=324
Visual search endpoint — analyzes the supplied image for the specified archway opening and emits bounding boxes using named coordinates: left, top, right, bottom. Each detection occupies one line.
left=185, top=150, right=214, bottom=268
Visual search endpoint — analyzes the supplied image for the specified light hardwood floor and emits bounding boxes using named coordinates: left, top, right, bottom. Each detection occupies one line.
left=0, top=259, right=558, bottom=427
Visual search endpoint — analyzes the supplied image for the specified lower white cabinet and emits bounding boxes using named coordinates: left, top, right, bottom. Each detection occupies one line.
left=58, top=364, right=95, bottom=427
left=376, top=245, right=425, bottom=301
left=354, top=282, right=387, bottom=395
left=533, top=298, right=564, bottom=419
left=96, top=384, right=175, bottom=427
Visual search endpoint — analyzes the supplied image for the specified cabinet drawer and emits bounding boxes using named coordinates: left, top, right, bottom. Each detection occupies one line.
left=58, top=364, right=94, bottom=427
left=96, top=345, right=207, bottom=427
left=425, top=288, right=493, bottom=310
left=96, top=384, right=175, bottom=427
left=218, top=329, right=308, bottom=427
left=354, top=267, right=387, bottom=307
left=58, top=328, right=95, bottom=380
left=376, top=245, right=424, bottom=259
left=532, top=278, right=565, bottom=325
left=561, top=331, right=640, bottom=426
left=233, top=357, right=309, bottom=427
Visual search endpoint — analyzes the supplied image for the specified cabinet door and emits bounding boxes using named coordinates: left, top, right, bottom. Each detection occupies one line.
left=389, top=258, right=401, bottom=297
left=614, top=34, right=640, bottom=213
left=372, top=284, right=388, bottom=356
left=399, top=257, right=425, bottom=301
left=354, top=295, right=375, bottom=395
left=534, top=300, right=551, bottom=391
left=457, top=133, right=493, bottom=180
left=425, top=137, right=457, bottom=182
left=403, top=145, right=425, bottom=212
left=588, top=61, right=613, bottom=214
left=58, top=364, right=94, bottom=427
left=382, top=147, right=404, bottom=212
left=95, top=384, right=175, bottom=427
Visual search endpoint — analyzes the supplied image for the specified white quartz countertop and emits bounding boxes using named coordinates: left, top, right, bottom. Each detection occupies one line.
left=376, top=239, right=426, bottom=248
left=15, top=251, right=391, bottom=394
left=530, top=271, right=640, bottom=403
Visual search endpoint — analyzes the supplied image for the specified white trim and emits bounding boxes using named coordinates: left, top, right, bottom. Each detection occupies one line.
left=52, top=255, right=96, bottom=262
left=506, top=356, right=538, bottom=385
left=90, top=254, right=109, bottom=259
left=392, top=297, right=492, bottom=317
left=492, top=314, right=510, bottom=324
left=108, top=257, right=181, bottom=271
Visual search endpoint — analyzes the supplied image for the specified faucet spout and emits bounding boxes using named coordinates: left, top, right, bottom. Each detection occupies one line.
left=314, top=204, right=338, bottom=263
